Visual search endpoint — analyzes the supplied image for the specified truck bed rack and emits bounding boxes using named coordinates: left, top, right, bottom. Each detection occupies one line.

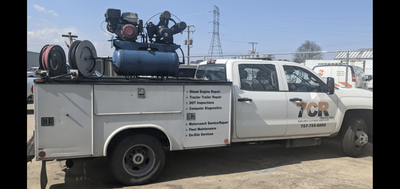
left=34, top=76, right=231, bottom=86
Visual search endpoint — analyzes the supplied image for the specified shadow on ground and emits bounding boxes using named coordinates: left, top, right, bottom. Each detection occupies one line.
left=49, top=139, right=372, bottom=188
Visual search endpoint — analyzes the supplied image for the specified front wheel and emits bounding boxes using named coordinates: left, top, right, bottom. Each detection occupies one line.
left=341, top=118, right=369, bottom=157
left=108, top=133, right=165, bottom=185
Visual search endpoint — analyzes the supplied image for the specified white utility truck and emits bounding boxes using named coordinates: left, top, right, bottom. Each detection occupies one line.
left=28, top=59, right=372, bottom=186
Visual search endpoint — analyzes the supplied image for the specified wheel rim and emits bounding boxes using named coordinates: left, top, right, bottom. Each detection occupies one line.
left=122, top=144, right=156, bottom=177
left=354, top=129, right=368, bottom=149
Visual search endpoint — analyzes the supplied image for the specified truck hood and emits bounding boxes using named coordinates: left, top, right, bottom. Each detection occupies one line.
left=334, top=87, right=372, bottom=99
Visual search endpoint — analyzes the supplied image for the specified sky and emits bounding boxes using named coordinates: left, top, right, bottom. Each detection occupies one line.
left=27, top=0, right=373, bottom=61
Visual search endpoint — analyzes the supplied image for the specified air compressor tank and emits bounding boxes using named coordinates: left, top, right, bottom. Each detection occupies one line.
left=112, top=49, right=180, bottom=76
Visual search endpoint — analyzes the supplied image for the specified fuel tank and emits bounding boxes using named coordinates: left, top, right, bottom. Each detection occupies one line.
left=112, top=49, right=180, bottom=76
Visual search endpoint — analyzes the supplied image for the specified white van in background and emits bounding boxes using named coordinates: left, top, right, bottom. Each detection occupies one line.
left=312, top=63, right=367, bottom=89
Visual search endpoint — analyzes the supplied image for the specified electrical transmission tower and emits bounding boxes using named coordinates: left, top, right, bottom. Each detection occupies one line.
left=207, top=5, right=223, bottom=60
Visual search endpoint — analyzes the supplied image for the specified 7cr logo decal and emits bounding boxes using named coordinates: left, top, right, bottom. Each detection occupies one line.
left=296, top=102, right=329, bottom=117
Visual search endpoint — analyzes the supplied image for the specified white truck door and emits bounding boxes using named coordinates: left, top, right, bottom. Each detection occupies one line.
left=233, top=62, right=287, bottom=138
left=282, top=65, right=338, bottom=136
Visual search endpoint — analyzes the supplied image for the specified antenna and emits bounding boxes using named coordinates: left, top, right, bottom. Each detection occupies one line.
left=207, top=5, right=223, bottom=60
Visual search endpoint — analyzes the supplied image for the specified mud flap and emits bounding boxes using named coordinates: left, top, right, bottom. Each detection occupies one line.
left=27, top=131, right=35, bottom=162
left=40, top=161, right=48, bottom=189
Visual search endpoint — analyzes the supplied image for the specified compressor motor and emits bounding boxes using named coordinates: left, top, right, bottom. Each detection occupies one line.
left=105, top=9, right=142, bottom=42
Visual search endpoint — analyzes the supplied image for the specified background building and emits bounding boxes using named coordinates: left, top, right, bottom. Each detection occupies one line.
left=27, top=51, right=39, bottom=69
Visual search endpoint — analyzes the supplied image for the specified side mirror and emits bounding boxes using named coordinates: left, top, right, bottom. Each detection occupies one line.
left=326, top=77, right=335, bottom=94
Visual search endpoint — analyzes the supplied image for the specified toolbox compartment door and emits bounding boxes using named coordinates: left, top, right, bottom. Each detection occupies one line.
left=93, top=85, right=183, bottom=115
left=35, top=84, right=93, bottom=160
left=182, top=85, right=232, bottom=148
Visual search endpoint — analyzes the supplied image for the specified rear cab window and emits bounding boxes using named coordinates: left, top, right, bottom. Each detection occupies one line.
left=195, top=64, right=227, bottom=81
left=238, top=64, right=279, bottom=91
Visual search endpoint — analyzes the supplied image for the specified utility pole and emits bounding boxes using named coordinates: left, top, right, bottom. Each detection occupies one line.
left=61, top=32, right=78, bottom=48
left=248, top=42, right=258, bottom=54
left=345, top=50, right=349, bottom=88
left=184, top=25, right=195, bottom=64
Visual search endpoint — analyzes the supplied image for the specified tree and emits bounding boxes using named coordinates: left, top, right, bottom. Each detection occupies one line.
left=292, top=40, right=323, bottom=63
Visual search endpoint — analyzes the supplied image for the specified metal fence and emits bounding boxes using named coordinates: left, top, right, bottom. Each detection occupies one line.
left=98, top=49, right=373, bottom=89
left=187, top=49, right=373, bottom=89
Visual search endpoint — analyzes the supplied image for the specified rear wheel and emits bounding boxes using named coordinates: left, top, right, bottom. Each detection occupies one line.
left=108, top=133, right=165, bottom=185
left=341, top=118, right=369, bottom=157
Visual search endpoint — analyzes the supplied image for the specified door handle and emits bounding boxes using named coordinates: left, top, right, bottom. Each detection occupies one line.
left=238, top=98, right=253, bottom=102
left=289, top=98, right=302, bottom=102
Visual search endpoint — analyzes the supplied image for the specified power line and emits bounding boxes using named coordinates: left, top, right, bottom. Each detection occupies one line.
left=231, top=11, right=372, bottom=21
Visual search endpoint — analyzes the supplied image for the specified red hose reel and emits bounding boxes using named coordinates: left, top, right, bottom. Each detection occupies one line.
left=38, top=44, right=66, bottom=77
left=38, top=40, right=98, bottom=78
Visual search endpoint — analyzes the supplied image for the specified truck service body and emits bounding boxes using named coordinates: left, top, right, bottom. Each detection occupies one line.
left=30, top=59, right=372, bottom=185
left=34, top=79, right=232, bottom=157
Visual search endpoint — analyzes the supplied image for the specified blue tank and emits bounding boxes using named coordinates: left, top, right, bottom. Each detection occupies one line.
left=112, top=49, right=180, bottom=76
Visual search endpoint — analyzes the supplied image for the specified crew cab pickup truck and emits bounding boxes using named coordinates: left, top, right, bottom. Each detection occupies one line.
left=28, top=59, right=372, bottom=186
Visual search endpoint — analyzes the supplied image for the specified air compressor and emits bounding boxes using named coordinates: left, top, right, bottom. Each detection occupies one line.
left=105, top=8, right=187, bottom=77
left=36, top=9, right=186, bottom=79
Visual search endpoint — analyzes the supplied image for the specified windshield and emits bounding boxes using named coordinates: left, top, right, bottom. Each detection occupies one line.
left=195, top=64, right=227, bottom=81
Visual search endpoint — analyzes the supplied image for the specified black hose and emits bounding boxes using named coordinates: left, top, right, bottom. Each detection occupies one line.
left=179, top=47, right=185, bottom=65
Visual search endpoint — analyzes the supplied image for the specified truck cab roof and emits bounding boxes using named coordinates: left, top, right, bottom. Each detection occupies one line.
left=196, top=59, right=325, bottom=84
left=198, top=59, right=299, bottom=66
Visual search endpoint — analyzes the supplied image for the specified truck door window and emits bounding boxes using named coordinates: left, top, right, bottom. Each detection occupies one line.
left=283, top=65, right=325, bottom=92
left=238, top=64, right=279, bottom=91
left=195, top=64, right=227, bottom=81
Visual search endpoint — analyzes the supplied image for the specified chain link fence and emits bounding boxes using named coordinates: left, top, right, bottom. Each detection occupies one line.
left=98, top=49, right=373, bottom=89
left=188, top=49, right=373, bottom=89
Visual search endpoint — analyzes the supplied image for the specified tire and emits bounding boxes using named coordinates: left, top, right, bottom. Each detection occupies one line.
left=108, top=133, right=165, bottom=185
left=341, top=118, right=369, bottom=157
